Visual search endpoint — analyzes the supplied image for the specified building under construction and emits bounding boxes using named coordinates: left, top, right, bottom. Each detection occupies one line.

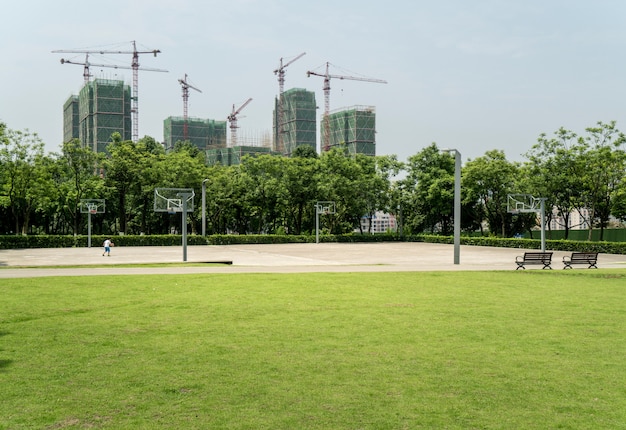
left=326, top=106, right=377, bottom=156
left=63, top=79, right=131, bottom=152
left=69, top=79, right=133, bottom=153
left=163, top=117, right=227, bottom=152
left=273, top=88, right=317, bottom=156
left=63, top=95, right=80, bottom=144
left=206, top=145, right=281, bottom=166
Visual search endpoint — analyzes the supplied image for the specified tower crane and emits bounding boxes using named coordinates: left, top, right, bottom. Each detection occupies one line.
left=59, top=53, right=165, bottom=83
left=227, top=98, right=253, bottom=147
left=307, top=62, right=387, bottom=151
left=273, top=52, right=305, bottom=153
left=53, top=41, right=167, bottom=142
left=60, top=54, right=93, bottom=83
left=178, top=74, right=202, bottom=142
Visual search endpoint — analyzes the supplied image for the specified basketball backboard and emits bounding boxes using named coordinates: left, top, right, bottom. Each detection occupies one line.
left=80, top=199, right=105, bottom=214
left=507, top=194, right=540, bottom=214
left=315, top=201, right=336, bottom=215
left=154, top=188, right=195, bottom=213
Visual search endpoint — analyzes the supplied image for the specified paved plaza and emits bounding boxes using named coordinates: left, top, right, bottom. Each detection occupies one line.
left=1, top=242, right=625, bottom=278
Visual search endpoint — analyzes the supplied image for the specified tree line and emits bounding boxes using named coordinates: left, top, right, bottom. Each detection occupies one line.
left=1, top=121, right=625, bottom=240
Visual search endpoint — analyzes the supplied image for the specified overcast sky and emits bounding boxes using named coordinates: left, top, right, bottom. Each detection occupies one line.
left=2, top=0, right=625, bottom=164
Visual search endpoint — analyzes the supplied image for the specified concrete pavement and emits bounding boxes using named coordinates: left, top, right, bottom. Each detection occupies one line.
left=0, top=242, right=625, bottom=278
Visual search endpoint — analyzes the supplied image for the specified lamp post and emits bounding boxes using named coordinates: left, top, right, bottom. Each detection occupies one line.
left=397, top=184, right=405, bottom=238
left=202, top=179, right=209, bottom=236
left=442, top=149, right=461, bottom=265
left=539, top=197, right=546, bottom=252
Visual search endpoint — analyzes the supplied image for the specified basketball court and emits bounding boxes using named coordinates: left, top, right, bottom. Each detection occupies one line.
left=1, top=242, right=624, bottom=278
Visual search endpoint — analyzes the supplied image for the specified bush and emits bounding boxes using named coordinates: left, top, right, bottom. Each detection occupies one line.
left=1, top=233, right=625, bottom=254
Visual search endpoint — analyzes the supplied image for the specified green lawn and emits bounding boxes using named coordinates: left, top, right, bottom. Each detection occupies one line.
left=1, top=271, right=625, bottom=429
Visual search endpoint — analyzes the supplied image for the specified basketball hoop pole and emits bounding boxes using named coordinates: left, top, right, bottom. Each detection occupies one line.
left=508, top=194, right=547, bottom=252
left=202, top=179, right=208, bottom=237
left=314, top=201, right=335, bottom=244
left=88, top=210, right=92, bottom=248
left=179, top=192, right=193, bottom=262
left=81, top=199, right=105, bottom=248
left=315, top=203, right=321, bottom=244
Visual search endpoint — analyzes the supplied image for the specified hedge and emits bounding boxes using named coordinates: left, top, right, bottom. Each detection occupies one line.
left=1, top=233, right=625, bottom=255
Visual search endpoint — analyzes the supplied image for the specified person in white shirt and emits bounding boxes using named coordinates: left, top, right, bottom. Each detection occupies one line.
left=102, top=238, right=114, bottom=256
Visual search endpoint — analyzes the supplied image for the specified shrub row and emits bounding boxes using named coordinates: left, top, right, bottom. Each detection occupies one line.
left=1, top=234, right=625, bottom=254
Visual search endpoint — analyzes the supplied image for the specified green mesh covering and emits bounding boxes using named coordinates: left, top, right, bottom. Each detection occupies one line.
left=325, top=106, right=376, bottom=156
left=77, top=79, right=131, bottom=153
left=63, top=95, right=80, bottom=143
left=164, top=117, right=227, bottom=152
left=274, top=88, right=317, bottom=156
left=206, top=146, right=281, bottom=166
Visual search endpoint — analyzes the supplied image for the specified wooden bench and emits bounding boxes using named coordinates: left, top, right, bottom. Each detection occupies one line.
left=562, top=252, right=598, bottom=269
left=515, top=252, right=553, bottom=270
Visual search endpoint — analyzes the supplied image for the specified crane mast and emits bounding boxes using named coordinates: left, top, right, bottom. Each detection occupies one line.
left=227, top=98, right=253, bottom=147
left=178, top=74, right=202, bottom=142
left=307, top=62, right=387, bottom=151
left=53, top=41, right=167, bottom=142
left=273, top=52, right=305, bottom=153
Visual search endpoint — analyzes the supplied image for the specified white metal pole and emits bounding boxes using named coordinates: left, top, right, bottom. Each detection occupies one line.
left=453, top=150, right=461, bottom=265
left=182, top=198, right=188, bottom=262
left=179, top=193, right=194, bottom=262
left=540, top=198, right=546, bottom=252
left=315, top=204, right=320, bottom=244
left=202, top=179, right=208, bottom=236
left=88, top=212, right=92, bottom=248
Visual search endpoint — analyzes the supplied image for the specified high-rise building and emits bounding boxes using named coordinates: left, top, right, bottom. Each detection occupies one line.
left=325, top=106, right=376, bottom=156
left=206, top=145, right=281, bottom=166
left=273, top=88, right=317, bottom=156
left=75, top=79, right=132, bottom=153
left=63, top=95, right=79, bottom=144
left=163, top=117, right=227, bottom=153
left=63, top=79, right=132, bottom=153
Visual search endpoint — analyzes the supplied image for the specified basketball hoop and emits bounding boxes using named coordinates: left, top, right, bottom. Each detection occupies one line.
left=315, top=201, right=336, bottom=244
left=79, top=199, right=105, bottom=249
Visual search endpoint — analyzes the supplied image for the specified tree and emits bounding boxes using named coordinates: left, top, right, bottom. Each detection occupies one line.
left=524, top=128, right=583, bottom=239
left=401, top=143, right=455, bottom=234
left=575, top=122, right=626, bottom=240
left=54, top=139, right=105, bottom=235
left=281, top=155, right=320, bottom=234
left=239, top=155, right=286, bottom=234
left=360, top=155, right=402, bottom=233
left=317, top=150, right=379, bottom=234
left=292, top=145, right=318, bottom=159
left=203, top=164, right=239, bottom=234
left=160, top=146, right=213, bottom=235
left=0, top=128, right=55, bottom=235
left=103, top=134, right=143, bottom=234
left=463, top=150, right=519, bottom=237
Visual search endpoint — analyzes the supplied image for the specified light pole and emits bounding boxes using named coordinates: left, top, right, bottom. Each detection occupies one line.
left=442, top=149, right=461, bottom=265
left=202, top=179, right=209, bottom=236
left=539, top=197, right=546, bottom=252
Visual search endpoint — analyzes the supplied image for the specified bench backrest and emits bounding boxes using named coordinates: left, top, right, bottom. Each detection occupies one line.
left=570, top=252, right=598, bottom=261
left=524, top=252, right=552, bottom=261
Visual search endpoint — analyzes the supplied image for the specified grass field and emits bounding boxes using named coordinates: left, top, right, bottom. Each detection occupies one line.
left=2, top=270, right=626, bottom=429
